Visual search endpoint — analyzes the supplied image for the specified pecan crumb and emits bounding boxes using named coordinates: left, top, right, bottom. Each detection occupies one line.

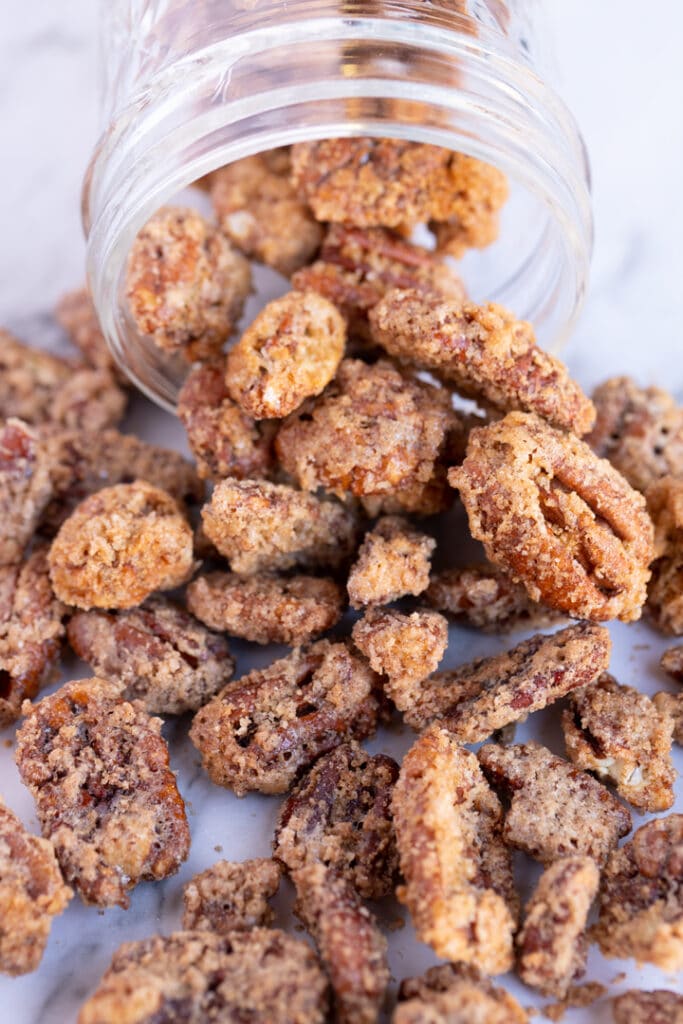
left=352, top=606, right=448, bottom=691
left=347, top=516, right=435, bottom=609
left=182, top=858, right=281, bottom=933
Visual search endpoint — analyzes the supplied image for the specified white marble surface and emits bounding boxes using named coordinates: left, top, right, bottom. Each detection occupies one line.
left=1, top=2, right=683, bottom=1022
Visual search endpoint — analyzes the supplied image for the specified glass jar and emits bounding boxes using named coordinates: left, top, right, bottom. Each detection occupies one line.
left=84, top=1, right=592, bottom=412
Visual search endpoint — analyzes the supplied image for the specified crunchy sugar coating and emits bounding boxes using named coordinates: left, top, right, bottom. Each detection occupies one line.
left=594, top=814, right=683, bottom=971
left=392, top=725, right=517, bottom=974
left=55, top=286, right=128, bottom=384
left=186, top=570, right=344, bottom=645
left=390, top=621, right=610, bottom=741
left=0, top=419, right=52, bottom=566
left=67, top=597, right=234, bottom=715
left=369, top=291, right=595, bottom=434
left=586, top=376, right=683, bottom=493
left=0, top=546, right=66, bottom=727
left=177, top=361, right=275, bottom=482
left=182, top=858, right=281, bottom=933
left=225, top=290, right=345, bottom=420
left=429, top=152, right=509, bottom=258
left=478, top=741, right=632, bottom=866
left=562, top=672, right=676, bottom=812
left=292, top=224, right=466, bottom=338
left=77, top=929, right=329, bottom=1024
left=0, top=798, right=71, bottom=976
left=661, top=644, right=683, bottom=681
left=0, top=329, right=126, bottom=430
left=48, top=481, right=194, bottom=610
left=395, top=964, right=528, bottom=1024
left=450, top=411, right=655, bottom=623
left=425, top=563, right=560, bottom=631
left=654, top=691, right=683, bottom=744
left=516, top=856, right=599, bottom=998
left=347, top=516, right=435, bottom=609
left=42, top=427, right=203, bottom=533
left=273, top=740, right=399, bottom=900
left=352, top=607, right=448, bottom=689
left=190, top=641, right=379, bottom=796
left=294, top=863, right=389, bottom=1024
left=126, top=206, right=251, bottom=362
left=613, top=990, right=683, bottom=1024
left=647, top=475, right=683, bottom=634
left=210, top=149, right=323, bottom=275
left=290, top=137, right=453, bottom=228
left=276, top=358, right=454, bottom=498
left=201, top=477, right=356, bottom=575
left=15, top=677, right=190, bottom=908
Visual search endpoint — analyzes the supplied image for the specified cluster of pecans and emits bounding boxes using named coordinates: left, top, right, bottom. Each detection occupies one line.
left=0, top=136, right=682, bottom=1024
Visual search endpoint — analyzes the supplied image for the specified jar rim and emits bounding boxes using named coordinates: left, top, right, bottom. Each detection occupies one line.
left=85, top=15, right=593, bottom=413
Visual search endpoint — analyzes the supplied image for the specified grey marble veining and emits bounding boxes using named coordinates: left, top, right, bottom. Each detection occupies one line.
left=1, top=2, right=682, bottom=1021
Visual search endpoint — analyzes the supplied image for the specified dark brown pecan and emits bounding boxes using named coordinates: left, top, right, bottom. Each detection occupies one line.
left=189, top=641, right=380, bottom=796
left=274, top=740, right=399, bottom=900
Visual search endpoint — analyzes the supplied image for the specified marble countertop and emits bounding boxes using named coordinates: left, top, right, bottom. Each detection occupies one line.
left=1, top=2, right=682, bottom=1021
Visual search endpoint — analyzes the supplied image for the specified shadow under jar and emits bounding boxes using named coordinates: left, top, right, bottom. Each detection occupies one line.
left=83, top=0, right=592, bottom=412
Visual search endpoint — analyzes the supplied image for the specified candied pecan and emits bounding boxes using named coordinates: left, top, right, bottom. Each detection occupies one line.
left=186, top=570, right=344, bottom=645
left=450, top=411, right=655, bottom=622
left=429, top=152, right=509, bottom=258
left=562, top=672, right=676, bottom=812
left=15, top=677, right=190, bottom=908
left=352, top=607, right=448, bottom=689
left=516, top=856, right=599, bottom=998
left=49, top=367, right=127, bottom=432
left=358, top=463, right=454, bottom=519
left=613, top=990, right=683, bottom=1024
left=41, top=427, right=203, bottom=532
left=0, top=798, right=71, bottom=976
left=290, top=137, right=453, bottom=228
left=425, top=563, right=560, bottom=631
left=225, top=290, right=345, bottom=419
left=369, top=292, right=595, bottom=434
left=77, top=929, right=329, bottom=1024
left=293, top=863, right=389, bottom=1024
left=276, top=358, right=454, bottom=499
left=0, top=418, right=52, bottom=566
left=177, top=361, right=275, bottom=482
left=201, top=477, right=357, bottom=575
left=273, top=740, right=399, bottom=900
left=347, top=516, right=435, bottom=609
left=0, top=546, right=66, bottom=727
left=190, top=641, right=379, bottom=795
left=586, top=376, right=683, bottom=493
left=654, top=691, right=683, bottom=745
left=393, top=725, right=517, bottom=974
left=661, top=644, right=683, bottom=682
left=48, top=481, right=194, bottom=610
left=396, top=963, right=528, bottom=1024
left=125, top=205, right=251, bottom=362
left=391, top=621, right=610, bottom=741
left=647, top=475, right=683, bottom=634
left=291, top=224, right=465, bottom=338
left=182, top=858, right=281, bottom=933
left=594, top=814, right=683, bottom=971
left=478, top=741, right=632, bottom=866
left=67, top=596, right=234, bottom=715
left=55, top=286, right=128, bottom=384
left=210, top=149, right=323, bottom=275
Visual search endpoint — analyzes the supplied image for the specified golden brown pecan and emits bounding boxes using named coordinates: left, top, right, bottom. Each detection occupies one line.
left=393, top=725, right=517, bottom=974
left=0, top=419, right=53, bottom=566
left=55, top=286, right=128, bottom=384
left=369, top=291, right=595, bottom=434
left=347, top=516, right=435, bottom=609
left=190, top=641, right=379, bottom=796
left=478, top=741, right=632, bottom=866
left=396, top=963, right=528, bottom=1024
left=647, top=475, right=683, bottom=634
left=450, top=411, right=654, bottom=622
left=125, top=206, right=251, bottom=362
left=612, top=990, right=683, bottom=1024
left=182, top=858, right=281, bottom=933
left=15, top=678, right=190, bottom=908
left=273, top=740, right=399, bottom=900
left=428, top=152, right=509, bottom=258
left=425, top=563, right=560, bottom=632
left=352, top=607, right=448, bottom=689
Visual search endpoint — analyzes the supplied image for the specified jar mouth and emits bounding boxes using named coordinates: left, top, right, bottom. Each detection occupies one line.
left=84, top=15, right=592, bottom=414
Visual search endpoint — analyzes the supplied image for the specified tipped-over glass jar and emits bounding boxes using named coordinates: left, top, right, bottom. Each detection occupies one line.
left=83, top=0, right=592, bottom=412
